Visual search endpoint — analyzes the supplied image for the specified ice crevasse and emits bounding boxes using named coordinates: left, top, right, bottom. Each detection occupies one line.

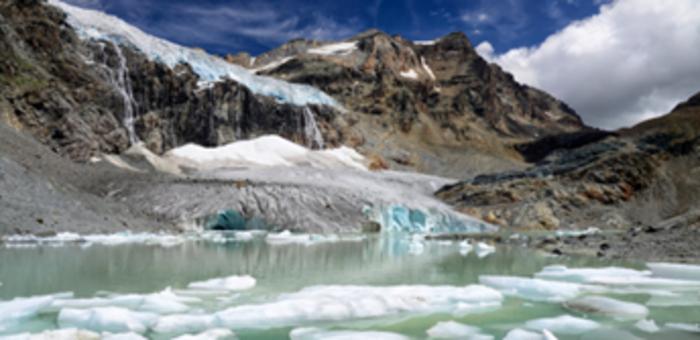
left=48, top=0, right=340, bottom=108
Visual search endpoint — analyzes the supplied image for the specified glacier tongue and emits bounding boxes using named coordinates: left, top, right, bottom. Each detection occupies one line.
left=48, top=0, right=340, bottom=108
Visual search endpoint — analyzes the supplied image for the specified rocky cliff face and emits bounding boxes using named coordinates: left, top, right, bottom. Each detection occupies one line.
left=0, top=0, right=340, bottom=162
left=437, top=91, right=700, bottom=231
left=237, top=30, right=585, bottom=175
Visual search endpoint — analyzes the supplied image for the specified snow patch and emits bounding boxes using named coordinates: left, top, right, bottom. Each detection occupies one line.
left=165, top=135, right=367, bottom=171
left=307, top=42, right=358, bottom=56
left=399, top=69, right=419, bottom=80
left=421, top=57, right=436, bottom=81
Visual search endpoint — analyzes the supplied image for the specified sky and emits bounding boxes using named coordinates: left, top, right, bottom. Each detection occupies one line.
left=65, top=0, right=700, bottom=129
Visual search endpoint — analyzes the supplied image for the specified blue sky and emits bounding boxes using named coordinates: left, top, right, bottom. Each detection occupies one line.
left=67, top=0, right=606, bottom=56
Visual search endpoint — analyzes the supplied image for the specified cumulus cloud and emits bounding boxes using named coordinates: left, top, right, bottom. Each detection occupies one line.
left=477, top=0, right=700, bottom=129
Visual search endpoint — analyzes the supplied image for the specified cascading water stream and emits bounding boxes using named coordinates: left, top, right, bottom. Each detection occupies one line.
left=303, top=107, right=325, bottom=149
left=111, top=43, right=138, bottom=145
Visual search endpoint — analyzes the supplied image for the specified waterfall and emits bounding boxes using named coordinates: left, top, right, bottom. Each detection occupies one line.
left=303, top=107, right=325, bottom=149
left=110, top=43, right=138, bottom=144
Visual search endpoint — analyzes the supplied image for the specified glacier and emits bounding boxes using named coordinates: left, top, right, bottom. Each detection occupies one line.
left=48, top=0, right=340, bottom=108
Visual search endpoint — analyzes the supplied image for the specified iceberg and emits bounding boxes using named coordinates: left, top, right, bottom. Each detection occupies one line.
left=426, top=321, right=493, bottom=339
left=646, top=262, right=700, bottom=281
left=187, top=275, right=256, bottom=292
left=534, top=265, right=651, bottom=284
left=525, top=315, right=600, bottom=335
left=57, top=307, right=158, bottom=334
left=0, top=294, right=58, bottom=329
left=478, top=276, right=599, bottom=302
left=666, top=323, right=700, bottom=333
left=152, top=315, right=216, bottom=335
left=48, top=1, right=340, bottom=108
left=290, top=327, right=409, bottom=340
left=563, top=296, right=648, bottom=320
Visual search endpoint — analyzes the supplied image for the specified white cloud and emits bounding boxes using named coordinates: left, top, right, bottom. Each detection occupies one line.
left=478, top=0, right=700, bottom=128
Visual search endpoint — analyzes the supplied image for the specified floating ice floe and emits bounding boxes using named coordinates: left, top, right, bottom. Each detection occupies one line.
left=534, top=265, right=650, bottom=284
left=475, top=242, right=496, bottom=258
left=102, top=332, right=148, bottom=340
left=563, top=296, right=648, bottom=320
left=426, top=321, right=493, bottom=339
left=459, top=240, right=473, bottom=256
left=666, top=323, right=700, bottom=333
left=187, top=275, right=256, bottom=292
left=48, top=288, right=197, bottom=315
left=290, top=327, right=409, bottom=340
left=154, top=284, right=502, bottom=333
left=634, top=319, right=660, bottom=333
left=478, top=276, right=600, bottom=302
left=503, top=328, right=558, bottom=340
left=0, top=294, right=64, bottom=330
left=525, top=315, right=600, bottom=335
left=166, top=136, right=368, bottom=171
left=2, top=232, right=187, bottom=248
left=57, top=307, right=159, bottom=334
left=646, top=262, right=700, bottom=281
left=48, top=1, right=340, bottom=108
left=0, top=328, right=104, bottom=340
left=265, top=230, right=364, bottom=246
left=171, top=328, right=235, bottom=340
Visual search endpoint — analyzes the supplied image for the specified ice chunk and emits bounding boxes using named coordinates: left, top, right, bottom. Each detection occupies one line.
left=57, top=307, right=158, bottom=334
left=0, top=329, right=101, bottom=340
left=171, top=329, right=235, bottom=340
left=475, top=242, right=495, bottom=258
left=426, top=321, right=492, bottom=339
left=634, top=319, right=660, bottom=333
left=152, top=314, right=216, bottom=335
left=102, top=332, right=148, bottom=340
left=533, top=265, right=700, bottom=288
left=478, top=276, right=599, bottom=302
left=647, top=262, right=700, bottom=281
left=48, top=1, right=340, bottom=108
left=459, top=240, right=473, bottom=256
left=187, top=275, right=256, bottom=291
left=563, top=296, right=648, bottom=320
left=666, top=323, right=700, bottom=333
left=290, top=327, right=409, bottom=340
left=525, top=315, right=600, bottom=335
left=503, top=328, right=557, bottom=340
left=50, top=288, right=195, bottom=314
left=307, top=42, right=358, bottom=56
left=0, top=294, right=56, bottom=326
left=166, top=136, right=368, bottom=171
left=183, top=285, right=502, bottom=331
left=535, top=265, right=650, bottom=284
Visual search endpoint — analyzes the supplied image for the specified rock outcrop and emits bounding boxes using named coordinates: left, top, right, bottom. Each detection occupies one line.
left=437, top=91, right=700, bottom=231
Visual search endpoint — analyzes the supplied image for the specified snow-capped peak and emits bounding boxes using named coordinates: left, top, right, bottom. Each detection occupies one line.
left=48, top=0, right=340, bottom=108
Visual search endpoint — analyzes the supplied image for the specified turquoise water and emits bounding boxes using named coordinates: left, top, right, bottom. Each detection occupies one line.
left=0, top=234, right=698, bottom=339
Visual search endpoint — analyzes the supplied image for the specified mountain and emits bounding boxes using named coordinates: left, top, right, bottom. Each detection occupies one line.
left=0, top=0, right=585, bottom=178
left=234, top=30, right=585, bottom=176
left=437, top=91, right=700, bottom=235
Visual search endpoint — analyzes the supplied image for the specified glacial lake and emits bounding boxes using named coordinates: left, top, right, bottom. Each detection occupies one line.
left=0, top=233, right=699, bottom=339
